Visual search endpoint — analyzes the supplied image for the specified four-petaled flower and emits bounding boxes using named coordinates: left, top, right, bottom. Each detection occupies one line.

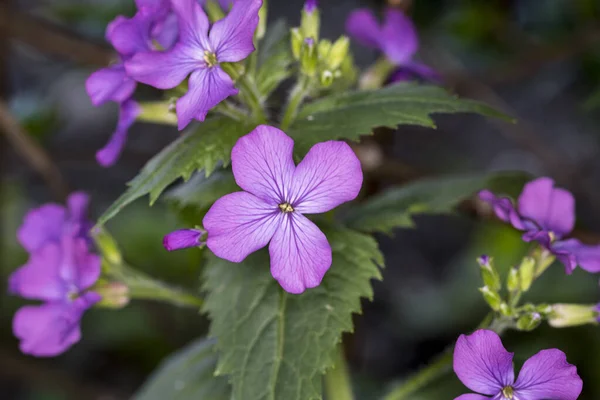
left=126, top=0, right=262, bottom=130
left=164, top=125, right=363, bottom=293
left=479, top=177, right=600, bottom=274
left=454, top=329, right=583, bottom=400
left=345, top=8, right=438, bottom=83
left=9, top=193, right=101, bottom=357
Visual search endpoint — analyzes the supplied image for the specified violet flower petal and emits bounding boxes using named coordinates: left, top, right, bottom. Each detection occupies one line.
left=478, top=190, right=526, bottom=231
left=67, top=237, right=102, bottom=292
left=269, top=212, right=331, bottom=294
left=13, top=293, right=100, bottom=357
left=209, top=0, right=262, bottom=62
left=9, top=243, right=64, bottom=301
left=345, top=9, right=381, bottom=49
left=175, top=67, right=238, bottom=129
left=231, top=125, right=295, bottom=203
left=163, top=229, right=204, bottom=251
left=380, top=8, right=418, bottom=65
left=290, top=141, right=363, bottom=214
left=389, top=62, right=441, bottom=83
left=453, top=330, right=515, bottom=395
left=514, top=349, right=583, bottom=400
left=454, top=395, right=490, bottom=400
left=106, top=12, right=152, bottom=56
left=552, top=238, right=600, bottom=273
left=125, top=43, right=199, bottom=89
left=86, top=65, right=136, bottom=106
left=67, top=192, right=89, bottom=224
left=153, top=12, right=179, bottom=49
left=96, top=100, right=141, bottom=167
left=517, top=177, right=575, bottom=237
left=17, top=205, right=66, bottom=253
left=135, top=0, right=168, bottom=14
left=203, top=192, right=282, bottom=262
left=172, top=0, right=210, bottom=49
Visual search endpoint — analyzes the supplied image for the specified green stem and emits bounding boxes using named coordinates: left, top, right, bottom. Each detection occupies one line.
left=382, top=351, right=453, bottom=400
left=136, top=101, right=178, bottom=126
left=108, top=263, right=203, bottom=309
left=280, top=76, right=311, bottom=130
left=358, top=57, right=396, bottom=90
left=324, top=344, right=354, bottom=400
left=213, top=101, right=249, bottom=121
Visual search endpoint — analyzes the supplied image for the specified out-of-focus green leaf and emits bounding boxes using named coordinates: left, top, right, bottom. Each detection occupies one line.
left=97, top=118, right=253, bottom=226
left=256, top=19, right=293, bottom=97
left=133, top=338, right=230, bottom=400
left=288, top=83, right=513, bottom=154
left=164, top=170, right=238, bottom=221
left=345, top=171, right=529, bottom=234
left=202, top=226, right=383, bottom=400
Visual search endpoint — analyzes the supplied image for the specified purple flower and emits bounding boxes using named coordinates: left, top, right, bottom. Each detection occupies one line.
left=10, top=235, right=101, bottom=357
left=165, top=125, right=363, bottom=293
left=17, top=192, right=91, bottom=254
left=453, top=330, right=582, bottom=400
left=125, top=0, right=262, bottom=130
left=479, top=177, right=600, bottom=274
left=96, top=100, right=141, bottom=167
left=304, top=0, right=317, bottom=13
left=163, top=228, right=205, bottom=251
left=345, top=8, right=438, bottom=83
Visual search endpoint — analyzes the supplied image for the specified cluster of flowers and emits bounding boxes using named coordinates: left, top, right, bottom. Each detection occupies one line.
left=9, top=193, right=100, bottom=356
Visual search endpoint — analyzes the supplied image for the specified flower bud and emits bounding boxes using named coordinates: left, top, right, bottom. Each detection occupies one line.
left=519, top=256, right=535, bottom=291
left=327, top=36, right=350, bottom=70
left=300, top=0, right=320, bottom=41
left=506, top=268, right=519, bottom=292
left=291, top=28, right=303, bottom=60
left=478, top=255, right=501, bottom=292
left=256, top=0, right=268, bottom=40
left=320, top=70, right=334, bottom=87
left=499, top=302, right=512, bottom=317
left=548, top=304, right=600, bottom=328
left=317, top=39, right=332, bottom=60
left=516, top=312, right=542, bottom=331
left=300, top=37, right=318, bottom=77
left=479, top=286, right=502, bottom=311
left=93, top=281, right=130, bottom=309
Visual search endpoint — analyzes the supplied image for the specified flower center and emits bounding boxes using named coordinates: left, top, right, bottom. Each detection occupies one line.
left=203, top=50, right=218, bottom=67
left=279, top=203, right=294, bottom=213
left=502, top=386, right=514, bottom=399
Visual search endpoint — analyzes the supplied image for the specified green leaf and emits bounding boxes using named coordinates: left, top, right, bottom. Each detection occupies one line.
left=133, top=337, right=231, bottom=400
left=288, top=83, right=513, bottom=154
left=256, top=19, right=293, bottom=97
left=97, top=118, right=253, bottom=226
left=202, top=226, right=383, bottom=400
left=344, top=171, right=529, bottom=234
left=164, top=170, right=238, bottom=221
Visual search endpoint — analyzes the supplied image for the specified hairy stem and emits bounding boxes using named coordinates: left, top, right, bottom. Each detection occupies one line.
left=280, top=76, right=311, bottom=130
left=324, top=344, right=354, bottom=400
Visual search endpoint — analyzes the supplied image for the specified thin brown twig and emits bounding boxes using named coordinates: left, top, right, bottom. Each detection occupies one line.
left=0, top=3, right=113, bottom=66
left=0, top=99, right=69, bottom=200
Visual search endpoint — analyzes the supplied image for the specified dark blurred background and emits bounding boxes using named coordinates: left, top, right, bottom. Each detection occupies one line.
left=2, top=0, right=600, bottom=399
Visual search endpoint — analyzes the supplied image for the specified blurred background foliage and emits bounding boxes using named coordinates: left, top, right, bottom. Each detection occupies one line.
left=2, top=0, right=600, bottom=399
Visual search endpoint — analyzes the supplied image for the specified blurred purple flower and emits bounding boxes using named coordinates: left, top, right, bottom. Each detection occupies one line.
left=479, top=177, right=600, bottom=274
left=345, top=8, right=438, bottom=83
left=163, top=228, right=205, bottom=251
left=173, top=125, right=362, bottom=294
left=10, top=194, right=101, bottom=357
left=454, top=329, right=582, bottom=400
left=304, top=0, right=317, bottom=13
left=17, top=192, right=91, bottom=253
left=126, top=0, right=262, bottom=130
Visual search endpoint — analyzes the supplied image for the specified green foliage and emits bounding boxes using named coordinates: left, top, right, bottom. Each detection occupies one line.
left=133, top=338, right=231, bottom=400
left=345, top=172, right=528, bottom=234
left=288, top=83, right=512, bottom=154
left=202, top=226, right=383, bottom=400
left=97, top=118, right=252, bottom=226
left=256, top=20, right=293, bottom=97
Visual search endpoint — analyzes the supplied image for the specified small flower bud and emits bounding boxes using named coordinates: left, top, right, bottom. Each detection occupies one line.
left=506, top=268, right=519, bottom=292
left=300, top=37, right=318, bottom=77
left=163, top=228, right=205, bottom=251
left=320, top=70, right=334, bottom=87
left=291, top=28, right=303, bottom=60
left=94, top=281, right=130, bottom=309
left=317, top=39, right=332, bottom=61
left=499, top=303, right=512, bottom=317
left=517, top=312, right=542, bottom=331
left=327, top=36, right=350, bottom=70
left=519, top=256, right=536, bottom=291
left=256, top=0, right=268, bottom=40
left=300, top=0, right=320, bottom=41
left=478, top=255, right=501, bottom=292
left=548, top=304, right=600, bottom=328
left=479, top=286, right=502, bottom=311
